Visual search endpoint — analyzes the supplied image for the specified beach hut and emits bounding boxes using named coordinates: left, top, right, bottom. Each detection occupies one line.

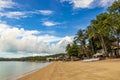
left=111, top=47, right=120, bottom=57
left=110, top=41, right=120, bottom=57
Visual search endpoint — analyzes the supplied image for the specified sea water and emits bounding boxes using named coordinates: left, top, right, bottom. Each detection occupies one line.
left=0, top=61, right=50, bottom=80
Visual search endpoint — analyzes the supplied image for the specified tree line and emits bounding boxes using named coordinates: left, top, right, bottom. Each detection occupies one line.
left=0, top=53, right=65, bottom=61
left=66, top=0, right=120, bottom=59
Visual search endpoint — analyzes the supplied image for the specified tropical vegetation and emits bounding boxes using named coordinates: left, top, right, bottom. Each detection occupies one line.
left=66, top=0, right=120, bottom=59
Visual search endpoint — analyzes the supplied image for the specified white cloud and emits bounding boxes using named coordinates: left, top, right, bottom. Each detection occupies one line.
left=71, top=0, right=94, bottom=8
left=50, top=36, right=73, bottom=53
left=0, top=0, right=54, bottom=19
left=38, top=10, right=53, bottom=15
left=0, top=23, right=73, bottom=57
left=42, top=21, right=59, bottom=27
left=0, top=11, right=27, bottom=19
left=99, top=0, right=116, bottom=7
left=0, top=10, right=54, bottom=19
left=60, top=0, right=116, bottom=9
left=60, top=0, right=94, bottom=8
left=0, top=0, right=16, bottom=11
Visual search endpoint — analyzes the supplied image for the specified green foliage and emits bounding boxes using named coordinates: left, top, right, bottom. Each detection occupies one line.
left=74, top=29, right=88, bottom=56
left=66, top=0, right=120, bottom=58
left=108, top=0, right=120, bottom=14
left=74, top=29, right=86, bottom=45
left=66, top=42, right=79, bottom=56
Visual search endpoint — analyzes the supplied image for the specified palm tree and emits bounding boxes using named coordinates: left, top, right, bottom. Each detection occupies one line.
left=66, top=44, right=71, bottom=53
left=86, top=25, right=97, bottom=55
left=66, top=42, right=79, bottom=57
left=108, top=0, right=120, bottom=14
left=74, top=29, right=89, bottom=58
left=90, top=13, right=111, bottom=56
left=108, top=0, right=120, bottom=56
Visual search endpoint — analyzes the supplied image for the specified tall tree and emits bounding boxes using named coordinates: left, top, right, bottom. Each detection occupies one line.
left=86, top=25, right=100, bottom=55
left=86, top=25, right=97, bottom=55
left=74, top=29, right=89, bottom=57
left=90, top=13, right=111, bottom=56
left=108, top=0, right=120, bottom=56
left=66, top=44, right=71, bottom=55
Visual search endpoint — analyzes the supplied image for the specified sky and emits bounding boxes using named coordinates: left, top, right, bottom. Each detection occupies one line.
left=0, top=0, right=116, bottom=58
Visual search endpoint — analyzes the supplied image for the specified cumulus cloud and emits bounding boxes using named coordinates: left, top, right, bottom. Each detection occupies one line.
left=60, top=0, right=116, bottom=9
left=42, top=21, right=59, bottom=27
left=0, top=0, right=16, bottom=11
left=0, top=23, right=73, bottom=57
left=50, top=36, right=73, bottom=53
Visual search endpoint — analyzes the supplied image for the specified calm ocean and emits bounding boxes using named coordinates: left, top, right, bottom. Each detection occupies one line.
left=0, top=61, right=50, bottom=80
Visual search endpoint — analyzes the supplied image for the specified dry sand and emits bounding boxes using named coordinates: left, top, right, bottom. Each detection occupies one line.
left=18, top=59, right=120, bottom=80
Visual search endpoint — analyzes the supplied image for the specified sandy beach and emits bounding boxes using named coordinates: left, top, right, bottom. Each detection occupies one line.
left=18, top=59, right=120, bottom=80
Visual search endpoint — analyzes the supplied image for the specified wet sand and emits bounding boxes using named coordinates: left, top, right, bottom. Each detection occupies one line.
left=18, top=59, right=120, bottom=80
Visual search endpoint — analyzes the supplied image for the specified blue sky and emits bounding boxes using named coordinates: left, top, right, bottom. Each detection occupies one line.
left=0, top=0, right=116, bottom=58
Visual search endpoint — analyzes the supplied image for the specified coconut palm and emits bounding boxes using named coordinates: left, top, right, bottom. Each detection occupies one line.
left=108, top=0, right=120, bottom=56
left=74, top=29, right=89, bottom=58
left=66, top=42, right=79, bottom=57
left=86, top=25, right=97, bottom=55
left=90, top=13, right=111, bottom=56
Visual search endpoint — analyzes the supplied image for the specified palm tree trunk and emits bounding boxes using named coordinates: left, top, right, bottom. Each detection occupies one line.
left=99, top=34, right=108, bottom=56
left=83, top=45, right=89, bottom=58
left=117, top=36, right=120, bottom=57
left=91, top=38, right=95, bottom=54
left=82, top=42, right=89, bottom=58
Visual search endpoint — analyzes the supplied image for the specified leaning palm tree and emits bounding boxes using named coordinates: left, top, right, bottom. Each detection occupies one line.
left=108, top=0, right=120, bottom=56
left=91, top=13, right=111, bottom=56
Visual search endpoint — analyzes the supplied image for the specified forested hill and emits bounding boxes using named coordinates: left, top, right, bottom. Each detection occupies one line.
left=0, top=53, right=65, bottom=61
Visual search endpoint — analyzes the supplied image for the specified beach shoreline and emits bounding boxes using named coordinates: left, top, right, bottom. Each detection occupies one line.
left=18, top=59, right=120, bottom=80
left=9, top=62, right=52, bottom=80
